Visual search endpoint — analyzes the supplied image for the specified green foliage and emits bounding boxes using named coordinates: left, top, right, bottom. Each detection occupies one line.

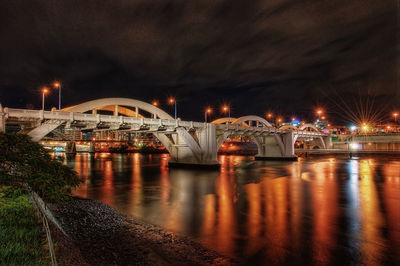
left=0, top=186, right=43, bottom=265
left=0, top=133, right=82, bottom=202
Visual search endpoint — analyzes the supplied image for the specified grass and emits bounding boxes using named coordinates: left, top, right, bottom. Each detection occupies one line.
left=0, top=186, right=46, bottom=265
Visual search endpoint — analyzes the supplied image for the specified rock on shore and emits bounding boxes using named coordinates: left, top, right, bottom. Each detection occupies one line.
left=48, top=197, right=235, bottom=265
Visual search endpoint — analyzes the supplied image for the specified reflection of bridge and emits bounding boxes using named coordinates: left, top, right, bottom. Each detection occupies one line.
left=1, top=98, right=330, bottom=167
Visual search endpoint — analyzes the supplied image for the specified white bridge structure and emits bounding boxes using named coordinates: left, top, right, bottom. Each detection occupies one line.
left=0, top=98, right=330, bottom=167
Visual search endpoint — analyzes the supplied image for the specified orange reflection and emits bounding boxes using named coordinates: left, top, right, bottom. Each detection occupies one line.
left=382, top=161, right=400, bottom=261
left=245, top=184, right=262, bottom=254
left=288, top=161, right=303, bottom=254
left=311, top=160, right=339, bottom=263
left=359, top=159, right=385, bottom=264
left=202, top=194, right=216, bottom=237
left=214, top=159, right=237, bottom=255
left=129, top=153, right=143, bottom=216
left=263, top=176, right=289, bottom=263
left=72, top=153, right=89, bottom=197
left=100, top=157, right=114, bottom=206
left=160, top=154, right=170, bottom=204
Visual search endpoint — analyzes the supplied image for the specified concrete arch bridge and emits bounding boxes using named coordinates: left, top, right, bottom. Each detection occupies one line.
left=1, top=98, right=330, bottom=167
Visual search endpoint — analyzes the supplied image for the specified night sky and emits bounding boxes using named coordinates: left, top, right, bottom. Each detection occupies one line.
left=0, top=0, right=398, bottom=123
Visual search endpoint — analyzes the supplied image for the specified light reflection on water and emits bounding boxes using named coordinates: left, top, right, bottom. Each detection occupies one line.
left=69, top=153, right=400, bottom=264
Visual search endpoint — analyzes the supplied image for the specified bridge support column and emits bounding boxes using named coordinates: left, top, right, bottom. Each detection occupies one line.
left=66, top=142, right=76, bottom=154
left=0, top=105, right=5, bottom=133
left=166, top=124, right=220, bottom=169
left=255, top=131, right=297, bottom=161
left=323, top=135, right=332, bottom=149
left=89, top=142, right=95, bottom=153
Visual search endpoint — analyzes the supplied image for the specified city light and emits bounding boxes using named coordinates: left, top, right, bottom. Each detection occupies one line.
left=393, top=112, right=399, bottom=122
left=361, top=123, right=369, bottom=133
left=350, top=142, right=361, bottom=150
left=53, top=81, right=60, bottom=88
left=41, top=86, right=49, bottom=110
left=316, top=108, right=324, bottom=121
left=152, top=100, right=159, bottom=107
left=291, top=117, right=296, bottom=121
left=168, top=97, right=177, bottom=119
left=350, top=125, right=357, bottom=131
left=222, top=105, right=230, bottom=119
left=266, top=112, right=273, bottom=119
left=204, top=107, right=212, bottom=122
left=53, top=81, right=62, bottom=110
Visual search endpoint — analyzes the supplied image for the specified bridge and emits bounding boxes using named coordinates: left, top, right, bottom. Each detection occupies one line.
left=0, top=98, right=330, bottom=167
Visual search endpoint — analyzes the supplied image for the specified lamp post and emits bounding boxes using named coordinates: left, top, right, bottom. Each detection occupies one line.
left=41, top=87, right=49, bottom=110
left=53, top=81, right=61, bottom=110
left=277, top=117, right=282, bottom=127
left=205, top=107, right=212, bottom=122
left=316, top=109, right=323, bottom=120
left=168, top=97, right=177, bottom=119
left=393, top=112, right=399, bottom=123
left=222, top=105, right=230, bottom=125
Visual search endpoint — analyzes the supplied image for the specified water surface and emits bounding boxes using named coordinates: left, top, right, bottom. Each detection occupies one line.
left=68, top=153, right=400, bottom=265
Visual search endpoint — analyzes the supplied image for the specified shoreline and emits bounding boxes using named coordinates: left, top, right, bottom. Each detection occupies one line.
left=47, top=197, right=235, bottom=265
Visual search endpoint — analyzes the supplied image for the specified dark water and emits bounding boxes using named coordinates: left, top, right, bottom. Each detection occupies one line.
left=67, top=153, right=400, bottom=265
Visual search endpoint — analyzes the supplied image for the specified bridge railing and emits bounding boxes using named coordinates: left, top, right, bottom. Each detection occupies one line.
left=4, top=108, right=327, bottom=136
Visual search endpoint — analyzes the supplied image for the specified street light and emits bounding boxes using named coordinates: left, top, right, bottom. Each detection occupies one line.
left=277, top=117, right=282, bottom=126
left=266, top=112, right=273, bottom=120
left=41, top=87, right=49, bottom=110
left=152, top=100, right=159, bottom=107
left=205, top=107, right=212, bottom=122
left=316, top=108, right=323, bottom=119
left=361, top=123, right=369, bottom=134
left=393, top=112, right=399, bottom=122
left=222, top=105, right=230, bottom=118
left=168, top=97, right=177, bottom=119
left=53, top=81, right=61, bottom=110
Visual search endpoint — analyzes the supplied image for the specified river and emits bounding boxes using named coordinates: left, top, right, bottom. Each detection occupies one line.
left=67, top=153, right=400, bottom=265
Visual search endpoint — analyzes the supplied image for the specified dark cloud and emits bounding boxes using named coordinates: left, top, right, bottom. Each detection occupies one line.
left=0, top=0, right=397, bottom=122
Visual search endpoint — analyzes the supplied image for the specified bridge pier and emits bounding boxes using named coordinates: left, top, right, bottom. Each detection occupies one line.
left=323, top=135, right=332, bottom=149
left=66, top=142, right=76, bottom=154
left=255, top=131, right=298, bottom=161
left=159, top=124, right=220, bottom=168
left=89, top=142, right=95, bottom=153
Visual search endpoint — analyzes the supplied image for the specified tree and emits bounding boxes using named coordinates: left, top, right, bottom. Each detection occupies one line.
left=0, top=133, right=82, bottom=202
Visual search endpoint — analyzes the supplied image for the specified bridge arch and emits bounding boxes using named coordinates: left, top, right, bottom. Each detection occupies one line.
left=28, top=98, right=174, bottom=141
left=215, top=115, right=274, bottom=151
left=93, top=105, right=144, bottom=118
left=279, top=125, right=298, bottom=130
left=232, top=115, right=273, bottom=127
left=299, top=123, right=320, bottom=132
left=63, top=98, right=173, bottom=119
left=211, top=117, right=237, bottom=125
left=294, top=124, right=326, bottom=149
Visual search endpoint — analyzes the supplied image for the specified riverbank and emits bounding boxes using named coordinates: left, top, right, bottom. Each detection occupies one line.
left=47, top=197, right=235, bottom=265
left=0, top=186, right=49, bottom=265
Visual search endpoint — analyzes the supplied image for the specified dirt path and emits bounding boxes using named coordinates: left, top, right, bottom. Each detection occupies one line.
left=48, top=197, right=235, bottom=265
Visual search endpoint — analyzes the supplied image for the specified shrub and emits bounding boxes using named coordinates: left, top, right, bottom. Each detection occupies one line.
left=0, top=133, right=82, bottom=202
